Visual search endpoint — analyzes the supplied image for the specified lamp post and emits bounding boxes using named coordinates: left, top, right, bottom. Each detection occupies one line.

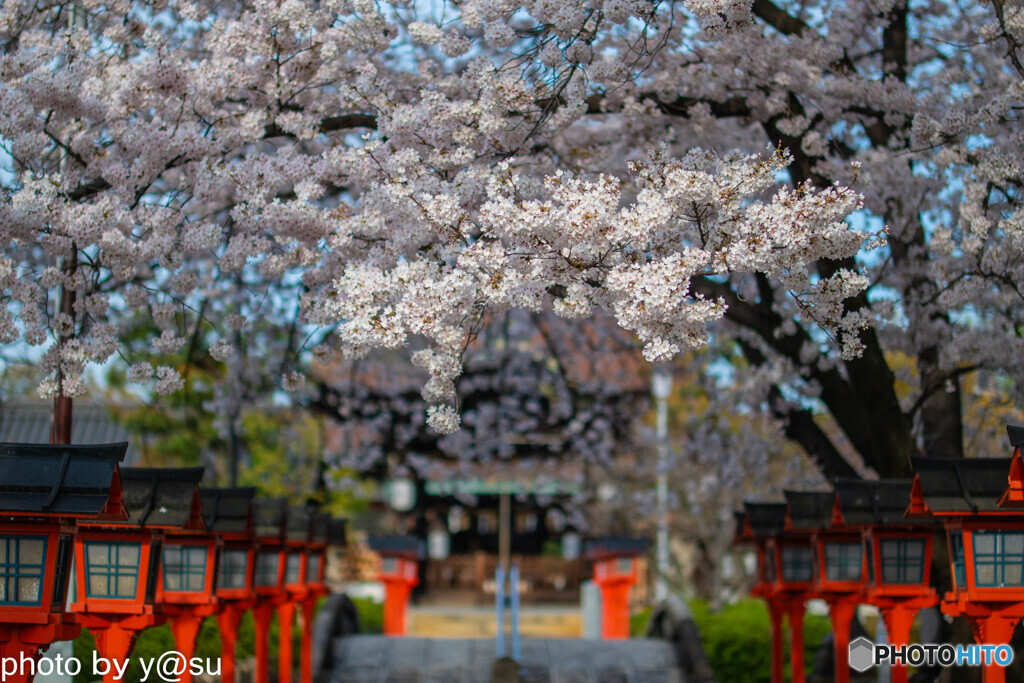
left=72, top=467, right=207, bottom=683
left=907, top=439, right=1024, bottom=683
left=250, top=499, right=289, bottom=683
left=584, top=538, right=649, bottom=639
left=201, top=487, right=257, bottom=683
left=834, top=479, right=938, bottom=683
left=737, top=502, right=802, bottom=683
left=651, top=366, right=672, bottom=603
left=785, top=490, right=866, bottom=683
left=368, top=536, right=424, bottom=636
left=0, top=442, right=127, bottom=683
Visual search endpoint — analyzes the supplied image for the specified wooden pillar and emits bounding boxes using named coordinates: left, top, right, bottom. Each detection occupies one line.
left=829, top=600, right=857, bottom=683
left=382, top=580, right=414, bottom=636
left=216, top=605, right=243, bottom=683
left=971, top=615, right=1019, bottom=683
left=0, top=640, right=41, bottom=683
left=168, top=614, right=203, bottom=683
left=787, top=599, right=806, bottom=683
left=91, top=626, right=137, bottom=683
left=277, top=602, right=295, bottom=683
left=883, top=605, right=915, bottom=683
left=252, top=603, right=275, bottom=683
left=767, top=599, right=784, bottom=683
left=299, top=600, right=316, bottom=683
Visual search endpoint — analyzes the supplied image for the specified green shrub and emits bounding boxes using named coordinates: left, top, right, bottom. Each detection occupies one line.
left=689, top=599, right=830, bottom=683
left=630, top=606, right=653, bottom=637
left=72, top=607, right=313, bottom=683
left=351, top=597, right=383, bottom=634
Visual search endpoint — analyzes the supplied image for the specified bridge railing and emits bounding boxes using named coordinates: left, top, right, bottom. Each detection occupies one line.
left=311, top=593, right=361, bottom=683
left=645, top=595, right=716, bottom=683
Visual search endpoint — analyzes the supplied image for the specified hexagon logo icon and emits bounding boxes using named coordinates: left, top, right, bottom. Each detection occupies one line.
left=848, top=636, right=875, bottom=673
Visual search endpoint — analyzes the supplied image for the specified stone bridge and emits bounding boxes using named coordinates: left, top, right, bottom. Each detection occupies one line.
left=312, top=595, right=715, bottom=683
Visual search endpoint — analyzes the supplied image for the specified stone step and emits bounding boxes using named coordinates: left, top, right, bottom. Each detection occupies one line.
left=328, top=636, right=686, bottom=683
left=408, top=607, right=583, bottom=638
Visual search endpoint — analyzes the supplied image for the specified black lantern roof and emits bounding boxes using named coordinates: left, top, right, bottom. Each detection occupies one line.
left=368, top=535, right=425, bottom=559
left=200, top=487, right=255, bottom=533
left=584, top=537, right=650, bottom=560
left=253, top=498, right=287, bottom=539
left=111, top=467, right=205, bottom=528
left=0, top=441, right=127, bottom=515
left=310, top=513, right=331, bottom=545
left=784, top=490, right=835, bottom=530
left=910, top=456, right=1010, bottom=513
left=835, top=479, right=920, bottom=525
left=329, top=518, right=347, bottom=547
left=286, top=506, right=313, bottom=542
left=744, top=502, right=789, bottom=537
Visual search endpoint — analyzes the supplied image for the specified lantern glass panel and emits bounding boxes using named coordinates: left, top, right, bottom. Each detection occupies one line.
left=217, top=550, right=249, bottom=590
left=879, top=539, right=925, bottom=584
left=0, top=537, right=47, bottom=605
left=285, top=553, right=303, bottom=585
left=306, top=553, right=322, bottom=584
left=84, top=542, right=140, bottom=599
left=824, top=541, right=862, bottom=582
left=780, top=546, right=814, bottom=582
left=973, top=531, right=1024, bottom=587
left=381, top=556, right=397, bottom=575
left=162, top=546, right=208, bottom=592
left=255, top=552, right=280, bottom=586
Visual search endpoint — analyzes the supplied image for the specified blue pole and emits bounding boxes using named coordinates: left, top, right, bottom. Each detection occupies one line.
left=510, top=563, right=521, bottom=662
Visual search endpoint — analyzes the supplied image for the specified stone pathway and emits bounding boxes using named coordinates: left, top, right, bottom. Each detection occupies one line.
left=328, top=636, right=686, bottom=683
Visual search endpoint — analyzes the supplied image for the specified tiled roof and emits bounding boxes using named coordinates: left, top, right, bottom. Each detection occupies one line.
left=200, top=487, right=255, bottom=533
left=0, top=402, right=141, bottom=464
left=784, top=490, right=835, bottom=530
left=743, top=502, right=789, bottom=537
left=835, top=479, right=919, bottom=525
left=0, top=442, right=126, bottom=515
left=584, top=537, right=649, bottom=559
left=910, top=456, right=1010, bottom=513
left=368, top=535, right=425, bottom=559
left=253, top=498, right=287, bottom=539
left=110, top=467, right=205, bottom=528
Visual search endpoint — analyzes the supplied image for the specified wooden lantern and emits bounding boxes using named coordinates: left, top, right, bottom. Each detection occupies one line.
left=72, top=467, right=206, bottom=683
left=583, top=538, right=648, bottom=640
left=250, top=499, right=287, bottom=683
left=835, top=478, right=937, bottom=683
left=740, top=502, right=810, bottom=683
left=0, top=442, right=126, bottom=683
left=200, top=487, right=256, bottom=683
left=785, top=490, right=866, bottom=683
left=908, top=443, right=1024, bottom=683
left=368, top=536, right=423, bottom=637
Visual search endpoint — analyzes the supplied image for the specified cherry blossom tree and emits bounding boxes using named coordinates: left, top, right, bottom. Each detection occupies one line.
left=0, top=0, right=871, bottom=439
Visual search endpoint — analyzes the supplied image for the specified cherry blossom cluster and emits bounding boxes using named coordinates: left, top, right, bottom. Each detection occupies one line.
left=1, top=0, right=878, bottom=435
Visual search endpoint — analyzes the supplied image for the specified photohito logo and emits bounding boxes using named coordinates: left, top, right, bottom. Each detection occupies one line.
left=848, top=636, right=1014, bottom=672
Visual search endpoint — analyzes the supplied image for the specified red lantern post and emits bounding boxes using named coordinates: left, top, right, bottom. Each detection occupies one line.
left=298, top=514, right=336, bottom=683
left=0, top=442, right=127, bottom=683
left=200, top=487, right=257, bottom=683
left=738, top=503, right=810, bottom=683
left=908, top=434, right=1024, bottom=683
left=583, top=538, right=649, bottom=640
left=72, top=467, right=206, bottom=683
left=368, top=537, right=423, bottom=637
left=786, top=490, right=867, bottom=683
left=835, top=479, right=938, bottom=683
left=251, top=499, right=288, bottom=683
